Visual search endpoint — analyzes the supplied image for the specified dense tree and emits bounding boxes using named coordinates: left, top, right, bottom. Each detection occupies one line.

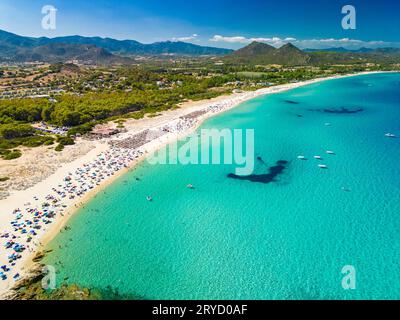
left=0, top=124, right=35, bottom=139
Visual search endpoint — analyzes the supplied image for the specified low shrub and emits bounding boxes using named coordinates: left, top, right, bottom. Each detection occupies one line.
left=56, top=136, right=75, bottom=146
left=2, top=150, right=22, bottom=160
left=55, top=144, right=64, bottom=152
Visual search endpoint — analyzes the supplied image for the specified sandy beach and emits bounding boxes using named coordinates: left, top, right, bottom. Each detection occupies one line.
left=0, top=71, right=386, bottom=297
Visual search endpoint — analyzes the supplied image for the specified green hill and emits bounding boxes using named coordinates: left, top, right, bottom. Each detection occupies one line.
left=225, top=41, right=311, bottom=65
left=224, top=41, right=400, bottom=66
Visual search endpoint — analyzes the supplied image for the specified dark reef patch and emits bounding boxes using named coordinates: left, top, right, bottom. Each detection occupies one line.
left=284, top=100, right=300, bottom=104
left=324, top=107, right=364, bottom=114
left=257, top=156, right=268, bottom=166
left=308, top=107, right=364, bottom=114
left=227, top=160, right=288, bottom=184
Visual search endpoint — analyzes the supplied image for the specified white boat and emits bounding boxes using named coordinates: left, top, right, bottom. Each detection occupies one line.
left=146, top=196, right=153, bottom=202
left=187, top=184, right=194, bottom=189
left=297, top=156, right=307, bottom=160
left=326, top=151, right=335, bottom=154
left=318, top=164, right=328, bottom=169
left=314, top=156, right=322, bottom=160
left=385, top=133, right=397, bottom=138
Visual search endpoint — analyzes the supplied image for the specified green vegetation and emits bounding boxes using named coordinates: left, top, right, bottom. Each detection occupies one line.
left=67, top=123, right=96, bottom=136
left=0, top=176, right=10, bottom=182
left=0, top=64, right=239, bottom=157
left=56, top=136, right=75, bottom=146
left=54, top=144, right=64, bottom=152
left=0, top=135, right=54, bottom=149
left=54, top=136, right=75, bottom=152
left=236, top=71, right=269, bottom=78
left=0, top=123, right=34, bottom=139
left=0, top=124, right=55, bottom=159
left=0, top=70, right=233, bottom=127
left=2, top=149, right=22, bottom=160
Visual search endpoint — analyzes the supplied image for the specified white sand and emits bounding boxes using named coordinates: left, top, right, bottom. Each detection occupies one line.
left=0, top=71, right=385, bottom=297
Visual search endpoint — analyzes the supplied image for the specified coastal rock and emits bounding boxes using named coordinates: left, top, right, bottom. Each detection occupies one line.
left=5, top=264, right=44, bottom=300
left=32, top=251, right=46, bottom=263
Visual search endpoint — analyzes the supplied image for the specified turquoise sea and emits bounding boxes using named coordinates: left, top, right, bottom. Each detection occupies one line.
left=44, top=73, right=400, bottom=299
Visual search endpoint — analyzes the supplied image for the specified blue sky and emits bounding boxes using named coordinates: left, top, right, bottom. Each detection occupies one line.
left=0, top=0, right=399, bottom=49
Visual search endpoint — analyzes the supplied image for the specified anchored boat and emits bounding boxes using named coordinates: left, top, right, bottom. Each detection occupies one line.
left=385, top=133, right=397, bottom=138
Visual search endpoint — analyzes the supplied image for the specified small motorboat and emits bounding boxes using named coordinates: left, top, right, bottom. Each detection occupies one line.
left=318, top=164, right=328, bottom=169
left=314, top=156, right=322, bottom=160
left=326, top=151, right=335, bottom=155
left=186, top=184, right=194, bottom=189
left=297, top=156, right=307, bottom=160
left=146, top=196, right=153, bottom=202
left=385, top=133, right=397, bottom=138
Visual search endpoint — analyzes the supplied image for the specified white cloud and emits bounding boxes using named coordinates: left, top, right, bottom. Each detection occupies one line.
left=210, top=35, right=249, bottom=43
left=172, top=34, right=198, bottom=42
left=297, top=38, right=391, bottom=49
left=209, top=34, right=398, bottom=49
left=210, top=35, right=296, bottom=47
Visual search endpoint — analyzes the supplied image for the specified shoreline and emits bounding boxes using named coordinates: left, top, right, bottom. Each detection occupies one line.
left=0, top=70, right=392, bottom=298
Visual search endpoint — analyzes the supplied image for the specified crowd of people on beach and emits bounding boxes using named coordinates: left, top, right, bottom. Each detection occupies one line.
left=112, top=129, right=165, bottom=149
left=162, top=95, right=253, bottom=135
left=162, top=118, right=197, bottom=134
left=0, top=90, right=259, bottom=288
left=32, top=122, right=69, bottom=136
left=0, top=146, right=143, bottom=285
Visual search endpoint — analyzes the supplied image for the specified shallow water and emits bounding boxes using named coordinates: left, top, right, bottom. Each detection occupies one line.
left=44, top=73, right=400, bottom=299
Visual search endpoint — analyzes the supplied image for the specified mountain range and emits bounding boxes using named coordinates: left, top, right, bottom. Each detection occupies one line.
left=304, top=47, right=374, bottom=53
left=0, top=29, right=232, bottom=63
left=1, top=29, right=399, bottom=66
